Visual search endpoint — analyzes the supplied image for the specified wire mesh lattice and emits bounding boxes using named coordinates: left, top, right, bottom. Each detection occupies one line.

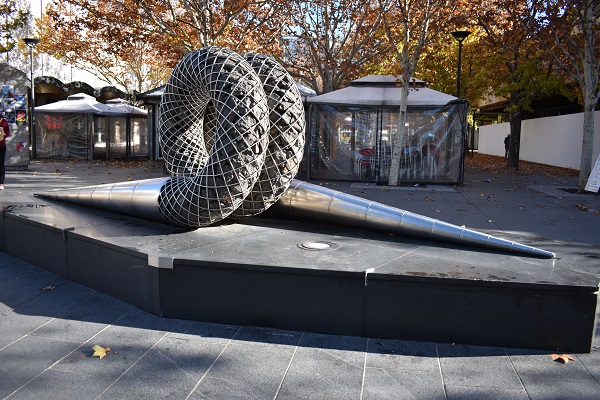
left=158, top=46, right=304, bottom=227
left=232, top=53, right=305, bottom=218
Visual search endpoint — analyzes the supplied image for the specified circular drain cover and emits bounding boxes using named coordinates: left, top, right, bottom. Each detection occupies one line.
left=297, top=241, right=340, bottom=251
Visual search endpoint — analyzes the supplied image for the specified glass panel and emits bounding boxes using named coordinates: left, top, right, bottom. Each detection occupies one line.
left=308, top=104, right=378, bottom=181
left=93, top=115, right=107, bottom=159
left=35, top=113, right=89, bottom=159
left=108, top=116, right=128, bottom=158
left=130, top=117, right=148, bottom=157
left=380, top=102, right=468, bottom=184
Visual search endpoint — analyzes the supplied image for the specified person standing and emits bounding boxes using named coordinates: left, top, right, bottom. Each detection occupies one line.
left=504, top=134, right=510, bottom=159
left=0, top=110, right=10, bottom=189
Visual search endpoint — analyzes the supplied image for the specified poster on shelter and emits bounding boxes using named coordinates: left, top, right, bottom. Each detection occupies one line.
left=14, top=94, right=27, bottom=125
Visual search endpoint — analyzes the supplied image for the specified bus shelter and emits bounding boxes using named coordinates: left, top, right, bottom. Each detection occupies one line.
left=34, top=93, right=147, bottom=159
left=307, top=76, right=469, bottom=184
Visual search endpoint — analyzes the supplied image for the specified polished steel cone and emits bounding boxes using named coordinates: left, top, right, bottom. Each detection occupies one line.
left=35, top=178, right=555, bottom=259
left=270, top=180, right=555, bottom=259
left=35, top=177, right=169, bottom=222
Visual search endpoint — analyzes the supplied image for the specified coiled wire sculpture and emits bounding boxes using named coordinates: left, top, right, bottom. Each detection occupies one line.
left=158, top=47, right=305, bottom=226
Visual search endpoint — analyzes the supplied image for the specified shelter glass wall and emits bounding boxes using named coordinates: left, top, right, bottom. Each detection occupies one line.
left=308, top=101, right=469, bottom=184
left=35, top=113, right=148, bottom=160
left=108, top=116, right=128, bottom=158
left=36, top=113, right=91, bottom=159
left=93, top=115, right=107, bottom=159
left=130, top=118, right=148, bottom=157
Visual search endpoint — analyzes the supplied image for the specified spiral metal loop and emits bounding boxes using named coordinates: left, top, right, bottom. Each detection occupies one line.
left=157, top=46, right=304, bottom=227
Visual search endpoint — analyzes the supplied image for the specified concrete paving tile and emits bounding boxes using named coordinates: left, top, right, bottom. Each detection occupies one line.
left=30, top=292, right=134, bottom=343
left=445, top=385, right=529, bottom=400
left=0, top=256, right=29, bottom=277
left=299, top=332, right=368, bottom=351
left=189, top=376, right=275, bottom=400
left=278, top=344, right=364, bottom=399
left=13, top=281, right=98, bottom=319
left=0, top=335, right=82, bottom=398
left=168, top=320, right=240, bottom=345
left=205, top=341, right=294, bottom=391
left=508, top=349, right=599, bottom=387
left=0, top=251, right=20, bottom=263
left=0, top=310, right=54, bottom=350
left=8, top=368, right=115, bottom=400
left=524, top=378, right=600, bottom=400
left=437, top=344, right=522, bottom=390
left=366, top=338, right=439, bottom=372
left=576, top=347, right=600, bottom=383
left=233, top=326, right=303, bottom=347
left=109, top=307, right=180, bottom=332
left=51, top=312, right=174, bottom=380
left=362, top=367, right=446, bottom=400
left=0, top=299, right=10, bottom=313
left=0, top=264, right=68, bottom=309
left=99, top=336, right=225, bottom=399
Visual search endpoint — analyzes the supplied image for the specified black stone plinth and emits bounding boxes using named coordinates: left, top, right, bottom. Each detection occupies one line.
left=1, top=202, right=597, bottom=352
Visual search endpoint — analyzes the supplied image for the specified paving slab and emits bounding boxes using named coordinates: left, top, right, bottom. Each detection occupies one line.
left=362, top=368, right=446, bottom=400
left=0, top=335, right=83, bottom=399
left=101, top=336, right=225, bottom=399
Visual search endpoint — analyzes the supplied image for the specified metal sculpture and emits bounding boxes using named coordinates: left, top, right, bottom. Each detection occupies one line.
left=35, top=46, right=555, bottom=259
left=158, top=47, right=304, bottom=226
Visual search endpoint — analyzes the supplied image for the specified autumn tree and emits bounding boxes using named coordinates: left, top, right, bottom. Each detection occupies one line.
left=279, top=0, right=389, bottom=94
left=36, top=1, right=174, bottom=92
left=474, top=0, right=566, bottom=170
left=521, top=0, right=600, bottom=191
left=378, top=0, right=463, bottom=185
left=0, top=0, right=29, bottom=64
left=37, top=0, right=290, bottom=93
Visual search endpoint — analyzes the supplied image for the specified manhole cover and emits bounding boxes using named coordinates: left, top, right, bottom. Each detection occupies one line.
left=297, top=241, right=340, bottom=251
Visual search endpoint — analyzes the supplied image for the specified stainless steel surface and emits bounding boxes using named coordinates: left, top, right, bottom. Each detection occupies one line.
left=273, top=179, right=555, bottom=259
left=35, top=177, right=168, bottom=222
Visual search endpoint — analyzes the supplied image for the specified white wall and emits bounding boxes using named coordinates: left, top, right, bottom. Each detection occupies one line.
left=478, top=111, right=600, bottom=170
left=478, top=123, right=508, bottom=158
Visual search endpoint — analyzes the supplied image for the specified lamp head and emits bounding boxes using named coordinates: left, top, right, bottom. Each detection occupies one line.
left=22, top=38, right=40, bottom=48
left=451, top=31, right=471, bottom=43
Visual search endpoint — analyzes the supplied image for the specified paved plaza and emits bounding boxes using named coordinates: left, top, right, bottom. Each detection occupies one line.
left=1, top=158, right=599, bottom=399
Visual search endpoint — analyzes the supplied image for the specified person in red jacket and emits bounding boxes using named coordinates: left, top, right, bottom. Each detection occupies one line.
left=0, top=110, right=10, bottom=189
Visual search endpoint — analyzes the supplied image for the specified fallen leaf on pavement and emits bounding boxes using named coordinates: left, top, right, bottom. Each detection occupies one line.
left=92, top=345, right=111, bottom=359
left=551, top=354, right=575, bottom=364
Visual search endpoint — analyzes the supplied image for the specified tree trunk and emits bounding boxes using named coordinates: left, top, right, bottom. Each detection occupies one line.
left=578, top=2, right=599, bottom=191
left=579, top=100, right=595, bottom=191
left=388, top=83, right=410, bottom=185
left=507, top=95, right=522, bottom=170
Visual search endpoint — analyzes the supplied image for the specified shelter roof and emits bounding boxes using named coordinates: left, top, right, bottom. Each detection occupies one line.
left=106, top=98, right=147, bottom=116
left=307, top=76, right=457, bottom=107
left=351, top=75, right=427, bottom=88
left=36, top=93, right=143, bottom=116
left=136, top=86, right=165, bottom=101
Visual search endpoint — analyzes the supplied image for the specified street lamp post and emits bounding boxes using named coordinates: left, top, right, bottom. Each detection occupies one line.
left=23, top=37, right=40, bottom=159
left=450, top=31, right=471, bottom=98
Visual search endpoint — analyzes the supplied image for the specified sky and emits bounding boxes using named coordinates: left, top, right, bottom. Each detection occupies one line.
left=29, top=0, right=109, bottom=87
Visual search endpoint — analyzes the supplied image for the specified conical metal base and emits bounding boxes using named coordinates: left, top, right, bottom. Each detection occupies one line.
left=35, top=177, right=169, bottom=222
left=270, top=180, right=555, bottom=259
left=35, top=178, right=555, bottom=259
